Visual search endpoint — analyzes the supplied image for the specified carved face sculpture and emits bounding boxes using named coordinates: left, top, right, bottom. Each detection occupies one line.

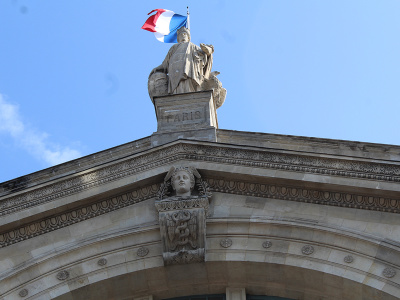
left=177, top=29, right=190, bottom=43
left=171, top=169, right=193, bottom=196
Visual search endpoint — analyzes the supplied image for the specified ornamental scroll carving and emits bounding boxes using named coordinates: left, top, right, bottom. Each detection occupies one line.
left=155, top=166, right=211, bottom=265
left=2, top=142, right=400, bottom=219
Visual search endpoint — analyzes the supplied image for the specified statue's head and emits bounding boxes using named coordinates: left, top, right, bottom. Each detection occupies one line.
left=177, top=27, right=191, bottom=43
left=171, top=167, right=195, bottom=197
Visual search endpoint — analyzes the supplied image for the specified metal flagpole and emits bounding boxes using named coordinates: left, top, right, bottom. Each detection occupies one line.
left=187, top=6, right=190, bottom=30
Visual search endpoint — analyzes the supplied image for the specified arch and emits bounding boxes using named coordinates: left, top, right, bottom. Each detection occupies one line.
left=50, top=262, right=397, bottom=300
left=2, top=215, right=399, bottom=300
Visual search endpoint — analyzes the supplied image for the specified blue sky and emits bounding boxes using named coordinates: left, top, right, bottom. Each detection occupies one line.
left=1, top=1, right=400, bottom=183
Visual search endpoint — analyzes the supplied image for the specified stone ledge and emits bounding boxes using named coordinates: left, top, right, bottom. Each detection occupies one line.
left=2, top=140, right=400, bottom=225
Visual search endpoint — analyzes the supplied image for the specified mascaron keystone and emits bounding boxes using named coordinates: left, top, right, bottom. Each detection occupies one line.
left=155, top=166, right=211, bottom=265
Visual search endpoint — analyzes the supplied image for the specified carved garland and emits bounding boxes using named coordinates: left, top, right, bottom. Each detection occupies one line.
left=1, top=142, right=400, bottom=218
left=155, top=197, right=210, bottom=213
left=181, top=144, right=400, bottom=179
left=2, top=175, right=400, bottom=249
left=0, top=145, right=185, bottom=217
left=0, top=184, right=159, bottom=248
left=205, top=178, right=400, bottom=213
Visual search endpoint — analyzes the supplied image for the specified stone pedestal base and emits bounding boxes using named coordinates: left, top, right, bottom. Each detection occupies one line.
left=151, top=91, right=218, bottom=146
left=151, top=127, right=216, bottom=147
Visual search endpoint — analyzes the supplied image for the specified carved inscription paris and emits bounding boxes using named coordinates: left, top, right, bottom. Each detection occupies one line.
left=155, top=166, right=211, bottom=265
left=164, top=110, right=202, bottom=123
left=156, top=103, right=209, bottom=132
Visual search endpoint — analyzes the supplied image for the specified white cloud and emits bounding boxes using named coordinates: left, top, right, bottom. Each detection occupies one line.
left=0, top=94, right=82, bottom=166
left=0, top=95, right=24, bottom=136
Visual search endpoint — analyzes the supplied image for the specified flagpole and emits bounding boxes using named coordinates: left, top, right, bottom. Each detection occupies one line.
left=187, top=6, right=190, bottom=30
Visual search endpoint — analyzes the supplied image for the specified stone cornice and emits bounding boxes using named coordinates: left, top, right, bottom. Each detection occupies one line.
left=1, top=140, right=400, bottom=219
left=205, top=177, right=400, bottom=213
left=217, top=129, right=400, bottom=161
left=1, top=174, right=400, bottom=249
left=0, top=136, right=153, bottom=196
left=0, top=183, right=159, bottom=248
left=2, top=131, right=399, bottom=196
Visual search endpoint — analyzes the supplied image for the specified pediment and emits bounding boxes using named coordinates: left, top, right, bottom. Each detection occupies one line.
left=1, top=136, right=400, bottom=299
left=1, top=138, right=400, bottom=249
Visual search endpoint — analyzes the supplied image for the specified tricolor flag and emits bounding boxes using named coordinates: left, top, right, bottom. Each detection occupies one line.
left=141, top=9, right=187, bottom=43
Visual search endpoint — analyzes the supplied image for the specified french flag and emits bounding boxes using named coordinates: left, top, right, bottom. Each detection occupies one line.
left=141, top=9, right=187, bottom=43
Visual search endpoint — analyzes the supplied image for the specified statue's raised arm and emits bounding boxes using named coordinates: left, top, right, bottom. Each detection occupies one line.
left=148, top=27, right=226, bottom=108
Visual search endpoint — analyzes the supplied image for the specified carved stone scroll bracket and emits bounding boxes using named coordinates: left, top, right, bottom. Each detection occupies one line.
left=163, top=248, right=205, bottom=265
left=155, top=166, right=211, bottom=265
left=157, top=166, right=212, bottom=201
left=156, top=198, right=209, bottom=265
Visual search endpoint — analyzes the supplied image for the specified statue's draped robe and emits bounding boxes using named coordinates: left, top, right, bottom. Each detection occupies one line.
left=161, top=42, right=213, bottom=94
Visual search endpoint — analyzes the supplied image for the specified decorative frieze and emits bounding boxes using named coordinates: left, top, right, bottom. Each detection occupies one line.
left=155, top=166, right=211, bottom=265
left=137, top=247, right=149, bottom=257
left=2, top=141, right=400, bottom=218
left=205, top=178, right=400, bottom=213
left=220, top=238, right=233, bottom=248
left=18, top=289, right=28, bottom=297
left=302, top=245, right=314, bottom=255
left=3, top=173, right=400, bottom=249
left=97, top=258, right=107, bottom=266
left=155, top=197, right=210, bottom=215
left=262, top=241, right=272, bottom=248
left=2, top=170, right=400, bottom=250
left=383, top=267, right=396, bottom=278
left=56, top=270, right=69, bottom=281
left=0, top=184, right=159, bottom=248
left=344, top=255, right=354, bottom=263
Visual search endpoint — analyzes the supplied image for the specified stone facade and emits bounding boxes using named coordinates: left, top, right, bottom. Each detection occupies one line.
left=0, top=92, right=400, bottom=299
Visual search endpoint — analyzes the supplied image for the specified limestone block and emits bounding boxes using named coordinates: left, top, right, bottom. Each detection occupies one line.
left=205, top=251, right=227, bottom=262
left=226, top=287, right=246, bottom=300
left=106, top=263, right=128, bottom=278
left=382, top=282, right=400, bottom=299
left=143, top=256, right=163, bottom=269
left=244, top=251, right=266, bottom=263
left=362, top=275, right=386, bottom=291
left=226, top=252, right=246, bottom=261
left=211, top=205, right=231, bottom=218
left=134, top=295, right=153, bottom=300
left=48, top=289, right=73, bottom=300
left=153, top=91, right=217, bottom=133
left=264, top=252, right=287, bottom=266
left=151, top=127, right=217, bottom=147
left=87, top=270, right=108, bottom=285
left=227, top=222, right=249, bottom=235
left=0, top=257, right=14, bottom=274
left=126, top=260, right=146, bottom=273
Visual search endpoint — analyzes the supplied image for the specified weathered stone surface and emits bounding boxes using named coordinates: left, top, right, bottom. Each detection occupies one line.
left=153, top=91, right=218, bottom=132
left=1, top=114, right=400, bottom=299
left=148, top=27, right=226, bottom=108
left=155, top=166, right=211, bottom=265
left=226, top=288, right=246, bottom=300
left=151, top=127, right=217, bottom=147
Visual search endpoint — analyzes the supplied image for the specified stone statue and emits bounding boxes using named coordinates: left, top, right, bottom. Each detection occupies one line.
left=155, top=165, right=212, bottom=265
left=157, top=166, right=210, bottom=199
left=170, top=167, right=195, bottom=197
left=148, top=27, right=226, bottom=108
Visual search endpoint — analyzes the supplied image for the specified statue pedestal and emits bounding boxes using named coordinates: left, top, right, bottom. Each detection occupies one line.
left=151, top=91, right=218, bottom=147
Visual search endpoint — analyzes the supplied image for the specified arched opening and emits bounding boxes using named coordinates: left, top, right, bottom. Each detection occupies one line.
left=51, top=262, right=397, bottom=300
